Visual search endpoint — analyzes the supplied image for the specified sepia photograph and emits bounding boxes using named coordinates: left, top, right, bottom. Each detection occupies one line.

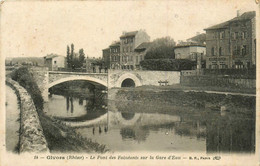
left=1, top=0, right=259, bottom=165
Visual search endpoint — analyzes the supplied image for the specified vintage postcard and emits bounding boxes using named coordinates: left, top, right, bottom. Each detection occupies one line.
left=0, top=0, right=259, bottom=165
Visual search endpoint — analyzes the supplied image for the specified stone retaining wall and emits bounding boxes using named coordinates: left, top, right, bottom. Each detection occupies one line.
left=6, top=78, right=49, bottom=153
left=181, top=75, right=255, bottom=89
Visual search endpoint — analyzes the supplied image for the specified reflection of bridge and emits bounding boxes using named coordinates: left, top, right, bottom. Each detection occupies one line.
left=59, top=111, right=181, bottom=128
left=30, top=67, right=180, bottom=101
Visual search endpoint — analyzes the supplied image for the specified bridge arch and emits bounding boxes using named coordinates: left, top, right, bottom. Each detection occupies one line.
left=47, top=75, right=107, bottom=89
left=115, top=73, right=142, bottom=87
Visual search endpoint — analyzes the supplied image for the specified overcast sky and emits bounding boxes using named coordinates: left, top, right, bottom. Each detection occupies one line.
left=1, top=0, right=258, bottom=58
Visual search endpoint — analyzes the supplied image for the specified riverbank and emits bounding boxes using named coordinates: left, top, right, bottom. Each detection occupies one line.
left=109, top=86, right=255, bottom=116
left=134, top=84, right=256, bottom=95
left=6, top=78, right=49, bottom=153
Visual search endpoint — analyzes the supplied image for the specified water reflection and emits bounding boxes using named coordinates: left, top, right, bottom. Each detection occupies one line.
left=46, top=91, right=255, bottom=153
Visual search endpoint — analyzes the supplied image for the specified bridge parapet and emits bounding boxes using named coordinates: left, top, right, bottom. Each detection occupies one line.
left=48, top=71, right=108, bottom=85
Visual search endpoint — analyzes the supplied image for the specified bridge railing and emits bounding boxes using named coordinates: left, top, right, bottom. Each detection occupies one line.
left=48, top=71, right=108, bottom=75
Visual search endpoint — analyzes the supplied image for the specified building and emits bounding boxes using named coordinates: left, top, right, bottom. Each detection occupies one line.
left=102, top=30, right=151, bottom=70
left=44, top=54, right=66, bottom=71
left=102, top=48, right=110, bottom=69
left=133, top=42, right=151, bottom=69
left=109, top=41, right=121, bottom=69
left=102, top=41, right=121, bottom=69
left=204, top=11, right=256, bottom=69
left=120, top=30, right=150, bottom=69
left=174, top=43, right=206, bottom=61
left=187, top=33, right=206, bottom=45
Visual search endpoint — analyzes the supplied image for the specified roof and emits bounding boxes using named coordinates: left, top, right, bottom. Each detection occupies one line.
left=44, top=54, right=60, bottom=59
left=134, top=42, right=151, bottom=51
left=109, top=41, right=120, bottom=47
left=205, top=11, right=256, bottom=30
left=174, top=43, right=206, bottom=49
left=187, top=33, right=206, bottom=43
left=120, top=31, right=138, bottom=38
left=102, top=48, right=110, bottom=51
left=204, top=21, right=230, bottom=30
left=229, top=11, right=256, bottom=22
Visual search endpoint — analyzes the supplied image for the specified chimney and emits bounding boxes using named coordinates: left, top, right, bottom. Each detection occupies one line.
left=237, top=10, right=241, bottom=17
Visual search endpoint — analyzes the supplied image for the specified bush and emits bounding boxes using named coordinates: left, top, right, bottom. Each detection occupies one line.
left=11, top=67, right=44, bottom=111
left=140, top=59, right=196, bottom=71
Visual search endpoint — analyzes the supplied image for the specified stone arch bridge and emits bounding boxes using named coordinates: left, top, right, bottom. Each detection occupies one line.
left=29, top=67, right=180, bottom=101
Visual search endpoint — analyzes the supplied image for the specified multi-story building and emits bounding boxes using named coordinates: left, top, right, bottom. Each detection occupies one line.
left=102, top=41, right=120, bottom=69
left=109, top=41, right=121, bottom=69
left=204, top=11, right=256, bottom=69
left=119, top=30, right=150, bottom=69
left=102, top=48, right=110, bottom=68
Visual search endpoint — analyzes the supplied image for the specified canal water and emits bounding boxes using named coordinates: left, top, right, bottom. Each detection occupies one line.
left=5, top=85, right=20, bottom=152
left=46, top=87, right=255, bottom=153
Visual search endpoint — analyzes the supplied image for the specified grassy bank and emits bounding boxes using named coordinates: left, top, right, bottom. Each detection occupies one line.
left=113, top=87, right=255, bottom=116
left=134, top=84, right=256, bottom=94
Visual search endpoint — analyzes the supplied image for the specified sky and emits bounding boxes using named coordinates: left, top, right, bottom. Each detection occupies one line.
left=1, top=0, right=258, bottom=58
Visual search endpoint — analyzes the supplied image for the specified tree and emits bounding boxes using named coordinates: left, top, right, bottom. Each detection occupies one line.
left=79, top=48, right=85, bottom=67
left=70, top=43, right=75, bottom=69
left=66, top=45, right=71, bottom=68
left=145, top=36, right=176, bottom=59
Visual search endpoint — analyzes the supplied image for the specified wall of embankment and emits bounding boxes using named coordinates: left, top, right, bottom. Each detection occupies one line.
left=6, top=78, right=49, bottom=153
left=181, top=75, right=256, bottom=89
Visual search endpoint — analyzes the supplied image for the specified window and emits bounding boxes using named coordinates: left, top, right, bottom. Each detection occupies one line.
left=237, top=46, right=240, bottom=55
left=241, top=32, right=245, bottom=39
left=54, top=61, right=57, bottom=64
left=211, top=47, right=215, bottom=56
left=235, top=32, right=239, bottom=39
left=128, top=38, right=133, bottom=43
left=220, top=31, right=224, bottom=39
left=140, top=55, right=143, bottom=61
left=136, top=56, right=139, bottom=63
left=130, top=56, right=133, bottom=61
left=219, top=47, right=222, bottom=56
left=242, top=45, right=247, bottom=56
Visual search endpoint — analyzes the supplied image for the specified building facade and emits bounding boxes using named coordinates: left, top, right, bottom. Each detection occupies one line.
left=174, top=44, right=206, bottom=61
left=44, top=54, right=66, bottom=71
left=119, top=30, right=150, bottom=69
left=109, top=41, right=121, bottom=69
left=204, top=11, right=256, bottom=69
left=102, top=30, right=150, bottom=70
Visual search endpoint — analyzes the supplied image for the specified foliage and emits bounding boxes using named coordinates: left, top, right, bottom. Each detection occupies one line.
left=66, top=45, right=71, bottom=68
left=140, top=59, right=196, bottom=71
left=66, top=44, right=86, bottom=70
left=79, top=48, right=85, bottom=67
left=145, top=36, right=176, bottom=59
left=91, top=59, right=105, bottom=67
left=10, top=67, right=44, bottom=111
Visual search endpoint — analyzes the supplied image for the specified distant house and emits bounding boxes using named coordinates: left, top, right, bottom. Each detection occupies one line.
left=174, top=43, right=206, bottom=61
left=134, top=42, right=151, bottom=69
left=44, top=54, right=66, bottom=71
